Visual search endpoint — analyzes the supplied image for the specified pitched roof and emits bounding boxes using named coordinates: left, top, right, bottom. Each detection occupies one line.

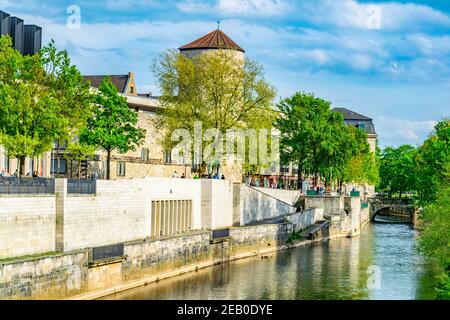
left=179, top=29, right=245, bottom=53
left=83, top=75, right=129, bottom=94
left=332, top=107, right=372, bottom=121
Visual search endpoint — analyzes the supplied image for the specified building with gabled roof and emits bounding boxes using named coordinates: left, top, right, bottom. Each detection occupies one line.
left=333, top=107, right=378, bottom=153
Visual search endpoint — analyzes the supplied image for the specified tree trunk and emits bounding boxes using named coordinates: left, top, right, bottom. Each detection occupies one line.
left=78, top=161, right=81, bottom=179
left=19, top=156, right=26, bottom=176
left=106, top=150, right=111, bottom=180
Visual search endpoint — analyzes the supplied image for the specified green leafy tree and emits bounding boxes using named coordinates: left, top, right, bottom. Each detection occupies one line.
left=417, top=173, right=450, bottom=299
left=379, top=145, right=417, bottom=197
left=80, top=77, right=146, bottom=180
left=275, top=92, right=374, bottom=188
left=152, top=49, right=277, bottom=172
left=415, top=119, right=450, bottom=203
left=65, top=142, right=96, bottom=179
left=0, top=36, right=92, bottom=175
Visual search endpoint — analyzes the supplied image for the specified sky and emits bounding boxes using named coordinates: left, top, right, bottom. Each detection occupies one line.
left=1, top=0, right=449, bottom=148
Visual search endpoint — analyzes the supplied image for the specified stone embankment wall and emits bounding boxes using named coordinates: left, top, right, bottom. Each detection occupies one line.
left=0, top=222, right=304, bottom=300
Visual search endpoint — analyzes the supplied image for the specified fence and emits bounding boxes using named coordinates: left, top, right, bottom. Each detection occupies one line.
left=0, top=177, right=55, bottom=195
left=89, top=243, right=124, bottom=265
left=67, top=179, right=96, bottom=195
left=212, top=228, right=230, bottom=240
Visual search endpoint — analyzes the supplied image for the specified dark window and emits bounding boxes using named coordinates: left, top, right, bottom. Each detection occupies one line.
left=280, top=166, right=289, bottom=174
left=117, top=162, right=126, bottom=177
left=164, top=151, right=172, bottom=164
left=51, top=158, right=67, bottom=174
left=357, top=122, right=366, bottom=130
left=129, top=86, right=134, bottom=94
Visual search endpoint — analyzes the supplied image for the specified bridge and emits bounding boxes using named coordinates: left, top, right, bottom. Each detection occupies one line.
left=368, top=198, right=417, bottom=224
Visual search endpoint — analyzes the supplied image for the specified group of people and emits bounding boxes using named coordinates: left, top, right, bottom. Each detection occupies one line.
left=0, top=169, right=19, bottom=177
left=172, top=171, right=226, bottom=180
left=0, top=169, right=41, bottom=178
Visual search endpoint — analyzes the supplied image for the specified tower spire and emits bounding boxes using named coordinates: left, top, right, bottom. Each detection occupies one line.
left=217, top=20, right=220, bottom=30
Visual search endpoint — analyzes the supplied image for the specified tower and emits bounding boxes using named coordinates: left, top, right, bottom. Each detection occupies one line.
left=179, top=28, right=245, bottom=61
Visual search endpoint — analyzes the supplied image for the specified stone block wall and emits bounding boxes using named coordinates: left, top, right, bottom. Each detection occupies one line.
left=285, top=209, right=324, bottom=233
left=0, top=196, right=56, bottom=259
left=229, top=224, right=292, bottom=255
left=239, top=185, right=297, bottom=225
left=0, top=251, right=89, bottom=300
left=200, top=179, right=234, bottom=230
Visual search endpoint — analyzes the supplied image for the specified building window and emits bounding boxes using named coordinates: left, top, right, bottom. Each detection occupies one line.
left=141, top=148, right=149, bottom=162
left=164, top=151, right=172, bottom=164
left=51, top=158, right=67, bottom=175
left=357, top=122, right=366, bottom=130
left=129, top=86, right=134, bottom=94
left=280, top=166, right=289, bottom=174
left=117, top=161, right=126, bottom=177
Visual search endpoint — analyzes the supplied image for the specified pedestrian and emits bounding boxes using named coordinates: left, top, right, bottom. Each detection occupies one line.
left=172, top=171, right=179, bottom=178
left=181, top=173, right=186, bottom=179
left=221, top=174, right=225, bottom=180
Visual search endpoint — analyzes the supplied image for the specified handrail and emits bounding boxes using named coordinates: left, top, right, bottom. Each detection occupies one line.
left=247, top=185, right=299, bottom=208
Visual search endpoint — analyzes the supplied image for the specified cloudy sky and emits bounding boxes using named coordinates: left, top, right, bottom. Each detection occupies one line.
left=1, top=0, right=449, bottom=148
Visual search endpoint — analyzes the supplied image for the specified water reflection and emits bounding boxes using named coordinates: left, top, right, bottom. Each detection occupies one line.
left=105, top=223, right=437, bottom=300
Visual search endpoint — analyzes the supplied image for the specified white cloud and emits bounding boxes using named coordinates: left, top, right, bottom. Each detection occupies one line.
left=178, top=0, right=289, bottom=17
left=298, top=0, right=450, bottom=31
left=104, top=0, right=161, bottom=10
left=375, top=116, right=437, bottom=147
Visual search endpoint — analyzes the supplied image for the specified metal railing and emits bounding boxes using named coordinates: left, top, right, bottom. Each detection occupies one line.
left=67, top=179, right=96, bottom=195
left=89, top=243, right=124, bottom=264
left=212, top=228, right=230, bottom=240
left=0, top=177, right=55, bottom=195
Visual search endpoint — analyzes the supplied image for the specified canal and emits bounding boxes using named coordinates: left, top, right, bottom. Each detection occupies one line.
left=104, top=223, right=438, bottom=300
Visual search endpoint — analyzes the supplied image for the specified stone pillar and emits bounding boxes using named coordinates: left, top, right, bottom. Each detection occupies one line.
left=55, top=178, right=67, bottom=252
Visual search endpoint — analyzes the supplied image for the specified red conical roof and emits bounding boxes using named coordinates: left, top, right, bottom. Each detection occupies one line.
left=179, top=29, right=245, bottom=53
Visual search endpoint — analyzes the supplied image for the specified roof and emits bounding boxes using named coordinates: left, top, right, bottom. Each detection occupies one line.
left=333, top=108, right=376, bottom=135
left=179, top=29, right=245, bottom=53
left=83, top=75, right=129, bottom=94
left=332, top=107, right=372, bottom=121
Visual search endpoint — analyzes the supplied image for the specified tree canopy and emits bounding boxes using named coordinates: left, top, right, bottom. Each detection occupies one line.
left=152, top=49, right=277, bottom=172
left=0, top=36, right=92, bottom=174
left=79, top=77, right=146, bottom=180
left=275, top=92, right=376, bottom=187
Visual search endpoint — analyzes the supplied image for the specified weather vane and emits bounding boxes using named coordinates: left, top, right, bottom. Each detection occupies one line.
left=217, top=20, right=220, bottom=30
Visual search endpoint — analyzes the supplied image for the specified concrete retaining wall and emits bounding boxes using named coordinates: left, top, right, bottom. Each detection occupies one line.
left=285, top=209, right=324, bottom=233
left=239, top=186, right=297, bottom=225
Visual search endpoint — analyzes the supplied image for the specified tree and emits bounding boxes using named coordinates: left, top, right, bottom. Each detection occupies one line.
left=0, top=36, right=92, bottom=175
left=152, top=49, right=277, bottom=172
left=379, top=145, right=417, bottom=197
left=80, top=77, right=146, bottom=180
left=275, top=92, right=372, bottom=188
left=65, top=142, right=96, bottom=179
left=415, top=119, right=450, bottom=204
left=417, top=173, right=450, bottom=299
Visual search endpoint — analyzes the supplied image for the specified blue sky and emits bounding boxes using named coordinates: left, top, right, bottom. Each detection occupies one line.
left=1, top=0, right=449, bottom=148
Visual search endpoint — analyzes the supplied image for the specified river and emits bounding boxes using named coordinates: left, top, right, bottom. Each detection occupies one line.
left=104, top=223, right=438, bottom=300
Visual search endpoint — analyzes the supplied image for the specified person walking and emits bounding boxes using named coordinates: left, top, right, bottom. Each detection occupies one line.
left=172, top=171, right=179, bottom=178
